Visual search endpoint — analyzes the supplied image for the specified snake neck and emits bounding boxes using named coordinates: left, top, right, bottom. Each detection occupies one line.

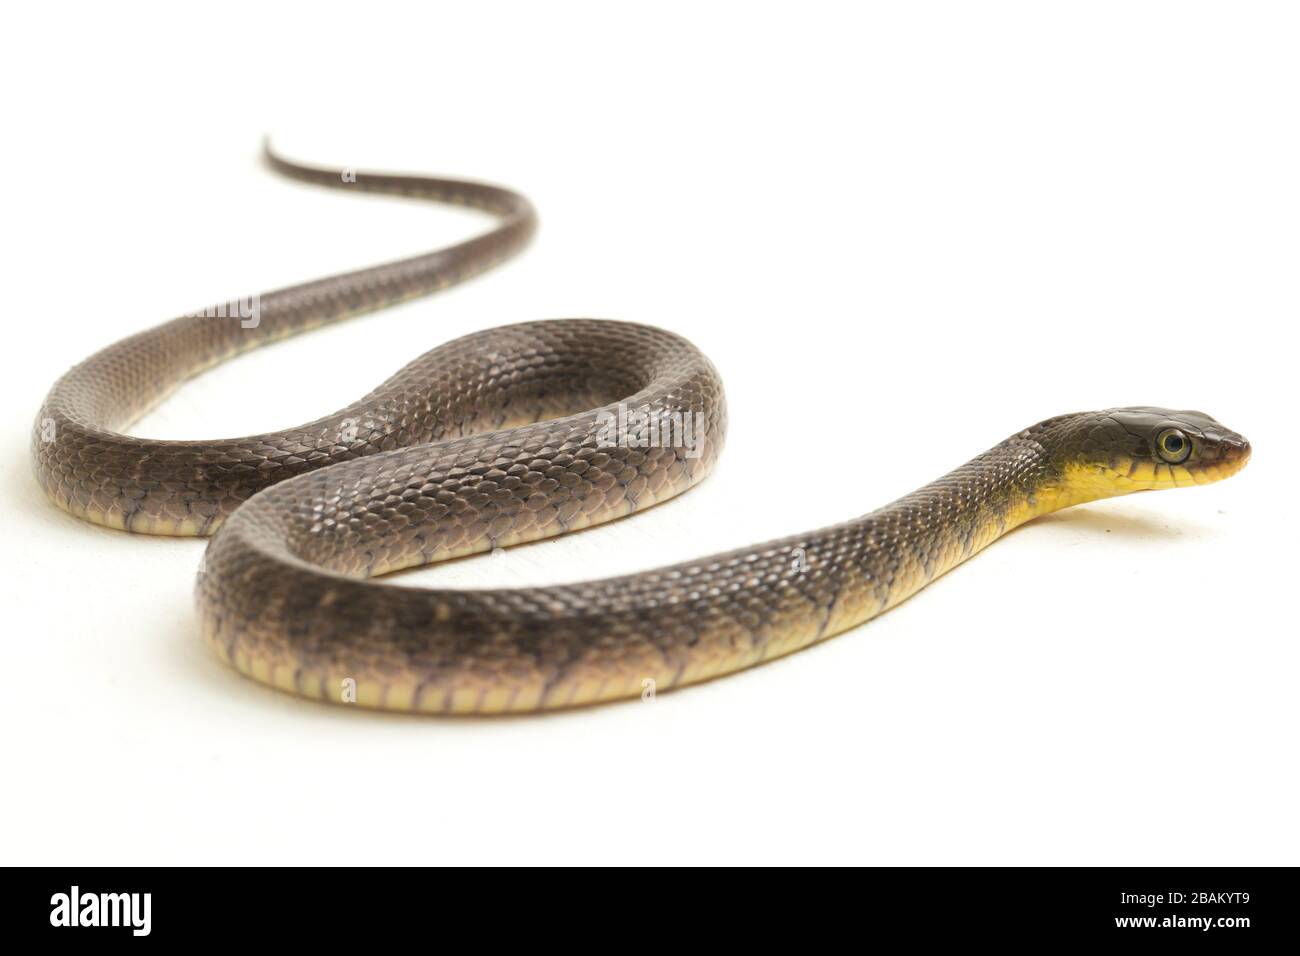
left=973, top=412, right=1149, bottom=533
left=853, top=413, right=1123, bottom=603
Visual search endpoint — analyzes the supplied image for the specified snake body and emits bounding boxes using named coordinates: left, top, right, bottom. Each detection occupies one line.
left=32, top=145, right=1251, bottom=713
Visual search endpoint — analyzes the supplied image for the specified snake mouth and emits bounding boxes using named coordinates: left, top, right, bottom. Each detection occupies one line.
left=1140, top=431, right=1252, bottom=489
left=1195, top=436, right=1251, bottom=484
left=1069, top=436, right=1251, bottom=498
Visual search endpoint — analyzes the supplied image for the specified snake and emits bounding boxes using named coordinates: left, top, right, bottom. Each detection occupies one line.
left=32, top=142, right=1252, bottom=714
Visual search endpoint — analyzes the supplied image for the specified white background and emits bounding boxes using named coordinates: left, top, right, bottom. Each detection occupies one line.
left=2, top=3, right=1296, bottom=865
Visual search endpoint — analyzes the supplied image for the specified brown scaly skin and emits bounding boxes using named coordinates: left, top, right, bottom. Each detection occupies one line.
left=32, top=146, right=1251, bottom=713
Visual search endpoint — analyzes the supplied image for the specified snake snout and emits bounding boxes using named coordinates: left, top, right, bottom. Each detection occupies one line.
left=1216, top=434, right=1251, bottom=470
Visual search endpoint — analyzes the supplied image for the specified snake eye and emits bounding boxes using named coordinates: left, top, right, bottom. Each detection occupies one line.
left=1156, top=428, right=1192, bottom=464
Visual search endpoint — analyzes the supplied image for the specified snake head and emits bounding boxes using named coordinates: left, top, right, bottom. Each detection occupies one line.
left=1067, top=406, right=1251, bottom=495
